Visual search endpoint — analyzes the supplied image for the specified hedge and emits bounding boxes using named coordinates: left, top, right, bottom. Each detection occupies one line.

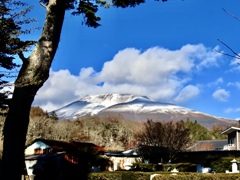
left=89, top=172, right=240, bottom=180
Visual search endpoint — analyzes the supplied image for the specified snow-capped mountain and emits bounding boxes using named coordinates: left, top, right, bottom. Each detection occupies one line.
left=53, top=93, right=234, bottom=128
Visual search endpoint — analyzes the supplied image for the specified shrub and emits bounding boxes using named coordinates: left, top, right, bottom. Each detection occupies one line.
left=133, top=163, right=163, bottom=172
left=89, top=171, right=151, bottom=180
left=152, top=173, right=240, bottom=180
left=162, top=163, right=197, bottom=172
left=89, top=172, right=240, bottom=180
left=209, top=157, right=234, bottom=173
left=176, top=163, right=197, bottom=172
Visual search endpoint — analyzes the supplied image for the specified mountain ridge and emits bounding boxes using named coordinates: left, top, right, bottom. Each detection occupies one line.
left=53, top=93, right=235, bottom=128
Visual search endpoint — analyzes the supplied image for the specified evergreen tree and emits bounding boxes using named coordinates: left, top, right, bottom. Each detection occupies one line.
left=0, top=0, right=35, bottom=108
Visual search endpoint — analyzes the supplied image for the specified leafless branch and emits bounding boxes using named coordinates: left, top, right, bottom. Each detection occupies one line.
left=223, top=8, right=240, bottom=21
left=39, top=1, right=47, bottom=8
left=217, top=39, right=240, bottom=59
left=215, top=49, right=240, bottom=59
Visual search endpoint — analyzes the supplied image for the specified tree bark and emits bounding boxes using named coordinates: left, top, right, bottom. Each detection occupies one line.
left=1, top=1, right=66, bottom=179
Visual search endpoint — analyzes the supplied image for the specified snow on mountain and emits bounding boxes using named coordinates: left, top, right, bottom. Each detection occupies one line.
left=54, top=93, right=150, bottom=119
left=101, top=98, right=194, bottom=114
left=53, top=93, right=234, bottom=128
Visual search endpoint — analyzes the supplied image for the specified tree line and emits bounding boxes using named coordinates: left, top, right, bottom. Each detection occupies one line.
left=0, top=106, right=228, bottom=158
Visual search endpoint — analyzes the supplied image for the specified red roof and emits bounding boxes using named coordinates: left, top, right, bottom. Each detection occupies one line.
left=29, top=138, right=106, bottom=153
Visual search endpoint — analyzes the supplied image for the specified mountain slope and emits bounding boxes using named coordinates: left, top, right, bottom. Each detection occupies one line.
left=53, top=93, right=234, bottom=128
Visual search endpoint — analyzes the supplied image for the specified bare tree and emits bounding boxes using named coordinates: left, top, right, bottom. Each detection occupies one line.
left=136, top=120, right=192, bottom=162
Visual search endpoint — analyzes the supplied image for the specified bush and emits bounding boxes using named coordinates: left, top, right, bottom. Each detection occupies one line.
left=89, top=171, right=151, bottom=180
left=176, top=163, right=197, bottom=172
left=133, top=163, right=163, bottom=172
left=121, top=171, right=135, bottom=180
left=162, top=163, right=197, bottom=172
left=152, top=173, right=240, bottom=180
left=131, top=162, right=196, bottom=172
left=209, top=157, right=234, bottom=173
left=89, top=172, right=240, bottom=180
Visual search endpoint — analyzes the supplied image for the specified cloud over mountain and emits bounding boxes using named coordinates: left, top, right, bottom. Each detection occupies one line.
left=33, top=44, right=222, bottom=112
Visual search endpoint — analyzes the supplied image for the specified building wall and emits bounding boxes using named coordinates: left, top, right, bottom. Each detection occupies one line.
left=107, top=156, right=142, bottom=171
left=237, top=130, right=240, bottom=150
left=25, top=141, right=50, bottom=155
left=228, top=132, right=236, bottom=146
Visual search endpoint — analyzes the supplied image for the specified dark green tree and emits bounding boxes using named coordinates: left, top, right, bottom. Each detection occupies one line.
left=1, top=0, right=168, bottom=179
left=49, top=111, right=58, bottom=120
left=0, top=0, right=35, bottom=108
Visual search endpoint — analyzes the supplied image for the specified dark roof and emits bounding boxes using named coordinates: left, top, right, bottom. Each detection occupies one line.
left=105, top=145, right=169, bottom=157
left=104, top=150, right=139, bottom=157
left=25, top=152, right=65, bottom=160
left=187, top=139, right=227, bottom=151
left=28, top=138, right=106, bottom=153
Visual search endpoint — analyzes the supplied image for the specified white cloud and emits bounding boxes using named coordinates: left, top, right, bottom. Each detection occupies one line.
left=206, top=78, right=224, bottom=88
left=194, top=45, right=222, bottom=70
left=230, top=58, right=240, bottom=70
left=212, top=89, right=230, bottom=102
left=33, top=44, right=222, bottom=111
left=99, top=47, right=193, bottom=85
left=227, top=82, right=240, bottom=89
left=224, top=108, right=233, bottom=113
left=173, top=85, right=200, bottom=104
left=224, top=107, right=240, bottom=114
left=215, top=78, right=224, bottom=85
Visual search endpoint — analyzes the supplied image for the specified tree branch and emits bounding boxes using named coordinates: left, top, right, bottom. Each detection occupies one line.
left=217, top=39, right=240, bottom=59
left=215, top=49, right=240, bottom=59
left=39, top=1, right=47, bottom=8
left=18, top=52, right=28, bottom=62
left=223, top=8, right=240, bottom=21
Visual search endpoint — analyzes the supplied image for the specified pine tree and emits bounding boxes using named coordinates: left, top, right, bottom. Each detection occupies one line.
left=0, top=0, right=35, bottom=108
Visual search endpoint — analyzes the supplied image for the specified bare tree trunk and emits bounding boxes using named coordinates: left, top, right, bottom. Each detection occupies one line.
left=1, top=1, right=66, bottom=179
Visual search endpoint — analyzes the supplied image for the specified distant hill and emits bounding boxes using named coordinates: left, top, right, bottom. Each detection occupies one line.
left=53, top=93, right=235, bottom=128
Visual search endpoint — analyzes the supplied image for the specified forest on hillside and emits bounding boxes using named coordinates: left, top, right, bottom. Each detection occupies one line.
left=0, top=106, right=229, bottom=155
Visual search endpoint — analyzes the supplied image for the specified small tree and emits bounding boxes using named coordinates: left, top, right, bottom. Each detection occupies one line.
left=136, top=120, right=192, bottom=162
left=30, top=106, right=49, bottom=118
left=48, top=111, right=58, bottom=120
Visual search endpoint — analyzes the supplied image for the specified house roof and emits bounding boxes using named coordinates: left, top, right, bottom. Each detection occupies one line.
left=104, top=149, right=140, bottom=157
left=221, top=127, right=240, bottom=135
left=104, top=145, right=169, bottom=157
left=27, top=138, right=106, bottom=153
left=25, top=152, right=65, bottom=160
left=187, top=139, right=227, bottom=151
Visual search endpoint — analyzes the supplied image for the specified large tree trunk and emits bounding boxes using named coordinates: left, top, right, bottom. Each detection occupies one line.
left=1, top=1, right=66, bottom=179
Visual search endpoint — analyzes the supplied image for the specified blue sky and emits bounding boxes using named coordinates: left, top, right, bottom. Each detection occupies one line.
left=20, top=0, right=240, bottom=120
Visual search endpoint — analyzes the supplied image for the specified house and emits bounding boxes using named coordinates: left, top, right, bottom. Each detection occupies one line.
left=104, top=148, right=141, bottom=171
left=25, top=138, right=106, bottom=156
left=104, top=145, right=170, bottom=171
left=24, top=138, right=106, bottom=179
left=221, top=126, right=240, bottom=150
